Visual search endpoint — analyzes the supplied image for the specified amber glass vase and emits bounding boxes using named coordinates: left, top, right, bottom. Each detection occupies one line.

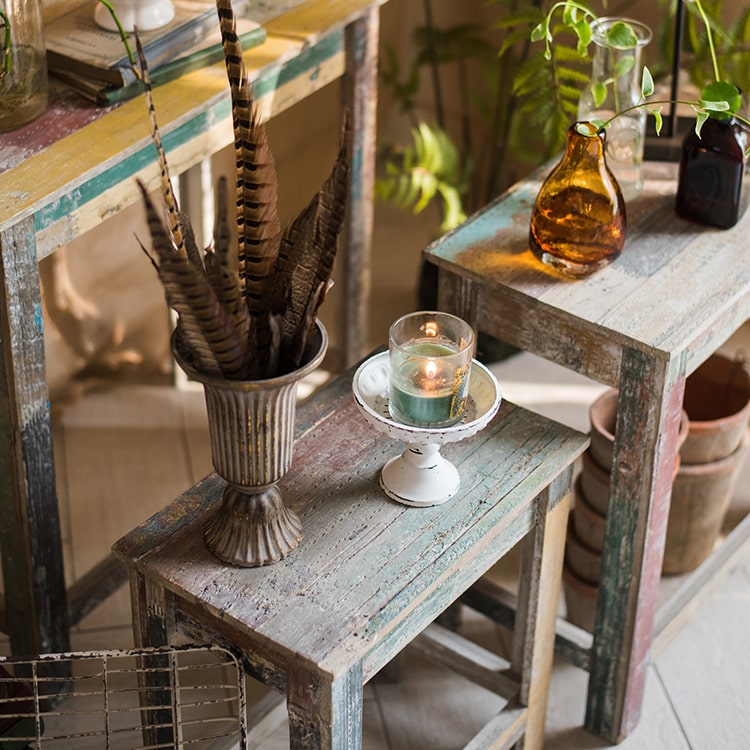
left=530, top=122, right=626, bottom=278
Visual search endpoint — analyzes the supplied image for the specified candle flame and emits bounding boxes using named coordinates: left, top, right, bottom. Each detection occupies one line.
left=425, top=360, right=438, bottom=379
left=424, top=322, right=438, bottom=337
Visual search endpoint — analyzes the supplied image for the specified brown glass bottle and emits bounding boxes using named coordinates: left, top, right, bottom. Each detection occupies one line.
left=530, top=122, right=626, bottom=277
left=675, top=116, right=747, bottom=229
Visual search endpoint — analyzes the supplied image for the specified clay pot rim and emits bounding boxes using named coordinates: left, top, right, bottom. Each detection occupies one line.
left=563, top=561, right=599, bottom=592
left=588, top=388, right=618, bottom=444
left=582, top=447, right=611, bottom=479
left=567, top=515, right=600, bottom=555
left=574, top=476, right=606, bottom=520
left=677, top=432, right=748, bottom=475
left=683, top=354, right=750, bottom=429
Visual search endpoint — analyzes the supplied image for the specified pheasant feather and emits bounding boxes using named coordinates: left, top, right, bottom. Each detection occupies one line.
left=271, top=112, right=352, bottom=364
left=139, top=182, right=250, bottom=378
left=217, top=0, right=280, bottom=311
left=136, top=0, right=351, bottom=382
left=135, top=35, right=187, bottom=259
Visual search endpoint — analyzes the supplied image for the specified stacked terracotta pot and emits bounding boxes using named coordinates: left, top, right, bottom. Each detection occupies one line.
left=564, top=353, right=750, bottom=631
left=663, top=354, right=750, bottom=574
left=563, top=389, right=619, bottom=632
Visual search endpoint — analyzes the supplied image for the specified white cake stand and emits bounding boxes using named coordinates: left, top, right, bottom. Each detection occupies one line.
left=352, top=352, right=502, bottom=507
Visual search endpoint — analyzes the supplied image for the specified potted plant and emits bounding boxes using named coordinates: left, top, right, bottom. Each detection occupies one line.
left=0, top=0, right=48, bottom=131
left=117, top=0, right=351, bottom=566
left=527, top=0, right=750, bottom=276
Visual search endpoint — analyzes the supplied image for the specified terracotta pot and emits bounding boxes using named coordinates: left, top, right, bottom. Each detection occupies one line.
left=563, top=563, right=598, bottom=633
left=589, top=388, right=689, bottom=473
left=565, top=517, right=602, bottom=585
left=579, top=449, right=612, bottom=515
left=664, top=436, right=748, bottom=574
left=588, top=388, right=619, bottom=471
left=572, top=478, right=606, bottom=552
left=680, top=353, right=750, bottom=465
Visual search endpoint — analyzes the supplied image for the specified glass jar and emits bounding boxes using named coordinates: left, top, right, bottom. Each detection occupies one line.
left=577, top=17, right=652, bottom=200
left=529, top=122, right=626, bottom=277
left=0, top=0, right=48, bottom=132
left=675, top=116, right=747, bottom=229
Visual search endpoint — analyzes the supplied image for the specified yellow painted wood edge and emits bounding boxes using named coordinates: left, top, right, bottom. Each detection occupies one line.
left=0, top=33, right=305, bottom=230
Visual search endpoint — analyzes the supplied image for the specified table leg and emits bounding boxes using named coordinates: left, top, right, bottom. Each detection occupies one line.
left=0, top=219, right=69, bottom=656
left=129, top=569, right=178, bottom=747
left=287, top=661, right=363, bottom=749
left=512, top=468, right=573, bottom=750
left=585, top=348, right=686, bottom=741
left=341, top=8, right=378, bottom=368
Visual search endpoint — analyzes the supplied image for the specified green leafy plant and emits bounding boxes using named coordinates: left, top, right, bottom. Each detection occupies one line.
left=376, top=19, right=496, bottom=233
left=531, top=0, right=749, bottom=151
left=376, top=122, right=468, bottom=234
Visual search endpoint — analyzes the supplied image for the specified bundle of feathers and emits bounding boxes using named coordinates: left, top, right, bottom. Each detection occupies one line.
left=137, top=0, right=351, bottom=380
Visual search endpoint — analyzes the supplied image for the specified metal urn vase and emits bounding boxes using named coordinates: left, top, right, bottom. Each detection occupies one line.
left=171, top=320, right=328, bottom=567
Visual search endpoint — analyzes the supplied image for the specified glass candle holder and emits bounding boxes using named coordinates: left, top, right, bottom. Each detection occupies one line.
left=388, top=311, right=474, bottom=428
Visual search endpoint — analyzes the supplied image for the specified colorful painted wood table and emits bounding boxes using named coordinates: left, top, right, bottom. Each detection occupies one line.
left=0, top=0, right=384, bottom=658
left=423, top=160, right=750, bottom=742
left=113, top=358, right=587, bottom=749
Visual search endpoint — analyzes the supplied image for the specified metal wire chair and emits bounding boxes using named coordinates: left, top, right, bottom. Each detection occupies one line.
left=0, top=643, right=247, bottom=749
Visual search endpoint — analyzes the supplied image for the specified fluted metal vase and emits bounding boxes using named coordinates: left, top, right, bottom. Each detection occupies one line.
left=171, top=320, right=328, bottom=567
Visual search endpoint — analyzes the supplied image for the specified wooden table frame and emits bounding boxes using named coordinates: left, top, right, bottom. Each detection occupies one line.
left=113, top=359, right=588, bottom=749
left=423, top=161, right=750, bottom=742
left=0, top=0, right=384, bottom=658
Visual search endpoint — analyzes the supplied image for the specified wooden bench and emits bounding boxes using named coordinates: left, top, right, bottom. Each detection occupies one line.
left=113, top=360, right=587, bottom=749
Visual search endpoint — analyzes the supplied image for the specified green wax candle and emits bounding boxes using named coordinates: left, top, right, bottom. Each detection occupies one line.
left=389, top=342, right=470, bottom=428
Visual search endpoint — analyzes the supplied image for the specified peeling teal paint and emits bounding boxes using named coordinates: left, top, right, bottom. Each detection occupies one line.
left=429, top=182, right=537, bottom=261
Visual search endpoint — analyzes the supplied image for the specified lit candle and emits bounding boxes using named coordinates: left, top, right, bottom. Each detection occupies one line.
left=388, top=312, right=474, bottom=428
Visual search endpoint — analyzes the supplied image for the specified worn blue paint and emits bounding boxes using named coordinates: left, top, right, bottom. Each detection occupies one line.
left=34, top=302, right=44, bottom=334
left=428, top=181, right=537, bottom=261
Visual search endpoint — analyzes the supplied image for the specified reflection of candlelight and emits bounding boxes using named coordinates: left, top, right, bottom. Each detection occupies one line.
left=388, top=311, right=474, bottom=428
left=423, top=360, right=437, bottom=387
left=390, top=345, right=469, bottom=426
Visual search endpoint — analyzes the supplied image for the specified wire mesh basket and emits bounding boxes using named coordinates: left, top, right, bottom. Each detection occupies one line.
left=0, top=644, right=247, bottom=749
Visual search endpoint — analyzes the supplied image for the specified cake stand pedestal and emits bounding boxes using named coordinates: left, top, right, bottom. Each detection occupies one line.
left=352, top=352, right=502, bottom=507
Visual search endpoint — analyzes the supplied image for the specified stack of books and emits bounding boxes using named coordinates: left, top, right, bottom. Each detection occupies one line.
left=44, top=0, right=265, bottom=105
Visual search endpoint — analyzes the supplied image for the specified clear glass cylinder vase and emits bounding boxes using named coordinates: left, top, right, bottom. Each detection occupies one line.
left=0, top=0, right=49, bottom=132
left=577, top=17, right=652, bottom=200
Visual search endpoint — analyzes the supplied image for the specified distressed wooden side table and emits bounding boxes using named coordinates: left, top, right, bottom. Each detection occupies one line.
left=113, top=360, right=587, bottom=749
left=0, top=0, right=384, bottom=659
left=423, top=160, right=750, bottom=742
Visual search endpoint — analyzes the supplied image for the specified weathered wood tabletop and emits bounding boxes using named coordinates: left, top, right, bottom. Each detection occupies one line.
left=114, top=366, right=588, bottom=749
left=424, top=159, right=750, bottom=742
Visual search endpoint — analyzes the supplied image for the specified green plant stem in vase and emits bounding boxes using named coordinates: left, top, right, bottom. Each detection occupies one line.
left=0, top=0, right=48, bottom=132
left=577, top=17, right=652, bottom=200
left=673, top=0, right=748, bottom=228
left=527, top=0, right=750, bottom=277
